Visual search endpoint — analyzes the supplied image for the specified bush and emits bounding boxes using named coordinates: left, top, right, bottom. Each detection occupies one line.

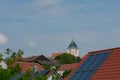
left=55, top=53, right=77, bottom=64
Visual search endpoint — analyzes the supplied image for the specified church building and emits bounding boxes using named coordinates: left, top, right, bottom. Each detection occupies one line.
left=66, top=40, right=79, bottom=57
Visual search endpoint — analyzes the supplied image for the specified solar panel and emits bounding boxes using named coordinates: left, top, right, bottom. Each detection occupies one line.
left=83, top=54, right=102, bottom=70
left=69, top=72, right=79, bottom=80
left=40, top=70, right=49, bottom=75
left=91, top=53, right=110, bottom=70
left=69, top=52, right=111, bottom=80
left=69, top=55, right=94, bottom=80
left=76, top=72, right=86, bottom=80
left=77, top=55, right=94, bottom=71
left=81, top=71, right=95, bottom=80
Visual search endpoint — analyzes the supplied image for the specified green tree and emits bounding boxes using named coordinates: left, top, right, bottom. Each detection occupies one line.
left=10, top=52, right=17, bottom=58
left=42, top=64, right=52, bottom=70
left=5, top=48, right=12, bottom=57
left=0, top=48, right=22, bottom=80
left=55, top=53, right=77, bottom=64
left=17, top=49, right=24, bottom=57
left=52, top=73, right=61, bottom=80
left=0, top=48, right=48, bottom=80
left=63, top=69, right=72, bottom=78
left=0, top=53, right=3, bottom=61
left=31, top=72, right=48, bottom=80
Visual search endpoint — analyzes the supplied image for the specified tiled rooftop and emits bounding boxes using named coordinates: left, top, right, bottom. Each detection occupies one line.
left=21, top=55, right=49, bottom=62
left=67, top=47, right=120, bottom=80
left=58, top=63, right=79, bottom=71
left=16, top=62, right=45, bottom=72
left=91, top=47, right=120, bottom=80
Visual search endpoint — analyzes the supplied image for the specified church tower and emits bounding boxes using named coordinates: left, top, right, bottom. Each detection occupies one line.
left=66, top=40, right=79, bottom=57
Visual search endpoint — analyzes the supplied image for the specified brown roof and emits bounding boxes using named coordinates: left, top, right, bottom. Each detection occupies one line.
left=37, top=60, right=61, bottom=66
left=21, top=55, right=49, bottom=62
left=58, top=63, right=79, bottom=71
left=67, top=47, right=120, bottom=80
left=16, top=62, right=45, bottom=72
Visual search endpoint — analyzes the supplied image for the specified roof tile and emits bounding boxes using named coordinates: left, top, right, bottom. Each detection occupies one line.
left=15, top=62, right=45, bottom=72
left=91, top=47, right=120, bottom=80
left=67, top=47, right=120, bottom=80
left=58, top=63, right=79, bottom=71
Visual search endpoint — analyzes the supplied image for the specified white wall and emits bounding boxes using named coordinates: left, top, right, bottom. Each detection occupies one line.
left=57, top=71, right=64, bottom=76
left=67, top=48, right=79, bottom=57
left=0, top=61, right=7, bottom=69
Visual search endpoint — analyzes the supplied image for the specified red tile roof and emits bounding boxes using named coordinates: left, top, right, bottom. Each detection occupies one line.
left=58, top=63, right=79, bottom=71
left=16, top=62, right=45, bottom=72
left=67, top=47, right=120, bottom=80
left=91, top=47, right=120, bottom=80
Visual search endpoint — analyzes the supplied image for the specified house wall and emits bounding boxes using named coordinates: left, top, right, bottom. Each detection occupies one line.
left=0, top=61, right=7, bottom=69
left=47, top=75, right=52, bottom=80
left=67, top=48, right=79, bottom=57
left=57, top=71, right=64, bottom=76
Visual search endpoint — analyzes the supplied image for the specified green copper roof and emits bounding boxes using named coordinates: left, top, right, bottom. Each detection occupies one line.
left=68, top=40, right=78, bottom=49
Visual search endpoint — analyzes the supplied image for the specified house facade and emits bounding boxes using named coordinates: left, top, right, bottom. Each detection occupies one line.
left=0, top=61, right=7, bottom=69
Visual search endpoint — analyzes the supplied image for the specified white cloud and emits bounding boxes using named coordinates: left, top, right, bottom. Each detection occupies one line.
left=0, top=0, right=86, bottom=19
left=28, top=41, right=37, bottom=48
left=0, top=33, right=8, bottom=45
left=27, top=0, right=86, bottom=18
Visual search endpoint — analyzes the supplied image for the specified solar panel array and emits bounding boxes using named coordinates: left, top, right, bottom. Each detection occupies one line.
left=69, top=52, right=111, bottom=80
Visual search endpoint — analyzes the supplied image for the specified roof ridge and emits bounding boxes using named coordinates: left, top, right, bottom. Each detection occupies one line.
left=88, top=47, right=120, bottom=55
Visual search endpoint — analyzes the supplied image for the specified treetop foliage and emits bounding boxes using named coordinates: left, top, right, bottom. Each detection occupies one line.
left=55, top=53, right=77, bottom=64
left=0, top=48, right=47, bottom=80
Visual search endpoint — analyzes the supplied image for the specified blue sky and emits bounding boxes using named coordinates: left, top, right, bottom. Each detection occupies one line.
left=0, top=0, right=120, bottom=57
